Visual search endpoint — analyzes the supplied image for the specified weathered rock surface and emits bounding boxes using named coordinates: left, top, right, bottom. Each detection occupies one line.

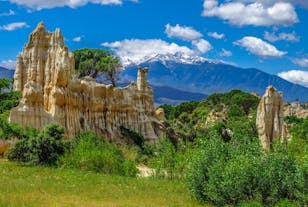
left=9, top=22, right=160, bottom=142
left=256, top=86, right=286, bottom=150
left=284, top=102, right=308, bottom=119
left=155, top=108, right=166, bottom=121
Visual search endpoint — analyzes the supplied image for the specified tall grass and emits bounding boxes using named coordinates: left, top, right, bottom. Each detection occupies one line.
left=59, top=131, right=137, bottom=176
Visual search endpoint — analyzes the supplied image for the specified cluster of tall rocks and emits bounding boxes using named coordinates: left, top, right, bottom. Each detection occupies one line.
left=256, top=86, right=286, bottom=150
left=9, top=22, right=161, bottom=142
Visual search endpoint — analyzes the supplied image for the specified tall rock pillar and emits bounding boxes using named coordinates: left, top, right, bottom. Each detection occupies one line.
left=256, top=86, right=286, bottom=150
left=137, top=67, right=149, bottom=91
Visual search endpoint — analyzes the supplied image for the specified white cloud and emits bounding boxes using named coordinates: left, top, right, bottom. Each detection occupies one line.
left=264, top=31, right=299, bottom=42
left=278, top=70, right=308, bottom=87
left=102, top=39, right=195, bottom=65
left=292, top=57, right=308, bottom=67
left=0, top=22, right=30, bottom=31
left=0, top=60, right=16, bottom=69
left=165, top=24, right=202, bottom=41
left=234, top=36, right=287, bottom=57
left=202, top=0, right=298, bottom=27
left=73, top=36, right=83, bottom=42
left=0, top=9, right=15, bottom=16
left=219, top=48, right=232, bottom=57
left=207, top=32, right=224, bottom=39
left=237, top=0, right=308, bottom=9
left=192, top=39, right=212, bottom=53
left=8, top=0, right=137, bottom=10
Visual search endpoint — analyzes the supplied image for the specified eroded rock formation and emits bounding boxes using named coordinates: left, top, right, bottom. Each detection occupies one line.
left=9, top=22, right=160, bottom=142
left=256, top=86, right=286, bottom=150
left=284, top=102, right=308, bottom=119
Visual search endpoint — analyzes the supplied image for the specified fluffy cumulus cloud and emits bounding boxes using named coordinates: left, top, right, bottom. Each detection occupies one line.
left=164, top=23, right=212, bottom=54
left=219, top=48, right=232, bottom=57
left=238, top=0, right=308, bottom=9
left=202, top=0, right=298, bottom=26
left=102, top=39, right=195, bottom=65
left=0, top=9, right=15, bottom=16
left=278, top=70, right=308, bottom=87
left=192, top=39, right=212, bottom=53
left=7, top=0, right=137, bottom=9
left=165, top=24, right=202, bottom=41
left=72, top=36, right=83, bottom=42
left=292, top=57, right=308, bottom=67
left=207, top=32, right=224, bottom=39
left=0, top=22, right=29, bottom=31
left=264, top=31, right=299, bottom=42
left=234, top=36, right=287, bottom=57
left=0, top=60, right=16, bottom=69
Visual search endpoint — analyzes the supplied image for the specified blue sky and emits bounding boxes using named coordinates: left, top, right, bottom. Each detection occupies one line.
left=0, top=0, right=308, bottom=87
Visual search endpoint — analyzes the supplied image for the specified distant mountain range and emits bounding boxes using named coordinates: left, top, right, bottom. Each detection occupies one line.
left=122, top=53, right=308, bottom=102
left=152, top=85, right=206, bottom=105
left=0, top=66, right=14, bottom=79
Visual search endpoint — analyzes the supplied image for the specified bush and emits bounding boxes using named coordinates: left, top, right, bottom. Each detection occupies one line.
left=288, top=117, right=308, bottom=160
left=29, top=124, right=66, bottom=165
left=6, top=123, right=66, bottom=166
left=59, top=131, right=137, bottom=176
left=187, top=135, right=305, bottom=206
left=5, top=138, right=30, bottom=162
left=149, top=137, right=192, bottom=179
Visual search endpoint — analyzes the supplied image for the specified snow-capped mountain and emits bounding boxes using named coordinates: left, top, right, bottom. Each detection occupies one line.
left=121, top=53, right=222, bottom=67
left=122, top=54, right=308, bottom=102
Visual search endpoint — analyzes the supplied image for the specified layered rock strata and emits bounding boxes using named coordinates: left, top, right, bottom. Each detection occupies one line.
left=9, top=22, right=160, bottom=142
left=256, top=86, right=286, bottom=150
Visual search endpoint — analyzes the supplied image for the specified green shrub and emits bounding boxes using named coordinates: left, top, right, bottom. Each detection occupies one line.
left=187, top=135, right=305, bottom=206
left=29, top=124, right=66, bottom=165
left=6, top=123, right=66, bottom=166
left=288, top=117, right=308, bottom=160
left=227, top=104, right=245, bottom=117
left=59, top=131, right=137, bottom=176
left=148, top=137, right=191, bottom=179
left=5, top=138, right=30, bottom=162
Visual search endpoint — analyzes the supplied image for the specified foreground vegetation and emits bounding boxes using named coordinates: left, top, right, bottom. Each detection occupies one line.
left=1, top=78, right=307, bottom=206
left=0, top=159, right=204, bottom=207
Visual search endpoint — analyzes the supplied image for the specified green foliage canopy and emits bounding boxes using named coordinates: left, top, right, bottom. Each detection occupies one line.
left=73, top=48, right=122, bottom=86
left=6, top=123, right=66, bottom=165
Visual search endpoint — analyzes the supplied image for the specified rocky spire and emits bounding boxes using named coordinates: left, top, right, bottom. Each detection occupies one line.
left=256, top=86, right=286, bottom=150
left=10, top=22, right=161, bottom=142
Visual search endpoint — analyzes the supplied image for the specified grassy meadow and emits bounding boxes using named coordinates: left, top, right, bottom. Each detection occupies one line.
left=0, top=159, right=205, bottom=207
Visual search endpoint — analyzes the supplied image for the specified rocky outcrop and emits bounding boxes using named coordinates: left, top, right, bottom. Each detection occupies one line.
left=256, top=86, right=286, bottom=150
left=284, top=102, right=308, bottom=119
left=9, top=22, right=160, bottom=142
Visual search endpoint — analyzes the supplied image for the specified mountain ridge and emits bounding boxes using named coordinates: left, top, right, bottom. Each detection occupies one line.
left=122, top=54, right=308, bottom=102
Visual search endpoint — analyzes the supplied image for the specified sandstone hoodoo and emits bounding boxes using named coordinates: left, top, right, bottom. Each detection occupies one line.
left=9, top=22, right=161, bottom=142
left=256, top=86, right=286, bottom=150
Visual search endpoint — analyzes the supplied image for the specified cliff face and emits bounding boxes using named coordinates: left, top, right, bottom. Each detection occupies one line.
left=10, top=22, right=160, bottom=142
left=256, top=86, right=286, bottom=150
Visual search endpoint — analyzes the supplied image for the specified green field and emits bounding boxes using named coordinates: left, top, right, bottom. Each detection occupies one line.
left=0, top=159, right=205, bottom=207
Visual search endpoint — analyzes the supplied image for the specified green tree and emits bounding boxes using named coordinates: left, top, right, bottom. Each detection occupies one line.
left=73, top=48, right=122, bottom=86
left=0, top=78, right=21, bottom=114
